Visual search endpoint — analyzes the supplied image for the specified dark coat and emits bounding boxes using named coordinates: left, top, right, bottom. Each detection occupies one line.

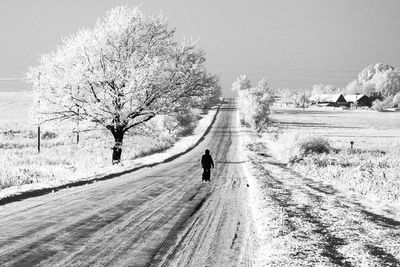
left=201, top=154, right=214, bottom=170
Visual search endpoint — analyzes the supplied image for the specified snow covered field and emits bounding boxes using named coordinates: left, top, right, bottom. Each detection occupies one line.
left=0, top=91, right=33, bottom=128
left=0, top=91, right=220, bottom=202
left=242, top=106, right=400, bottom=265
left=267, top=106, right=400, bottom=205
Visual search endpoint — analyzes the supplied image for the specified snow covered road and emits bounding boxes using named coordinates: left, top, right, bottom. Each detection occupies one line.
left=0, top=100, right=253, bottom=266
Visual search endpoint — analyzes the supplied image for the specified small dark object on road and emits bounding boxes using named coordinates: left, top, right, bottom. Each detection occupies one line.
left=247, top=184, right=249, bottom=187
left=201, top=149, right=214, bottom=182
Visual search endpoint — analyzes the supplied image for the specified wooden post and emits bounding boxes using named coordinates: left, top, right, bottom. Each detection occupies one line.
left=37, top=125, right=41, bottom=153
left=76, top=87, right=80, bottom=144
left=76, top=108, right=80, bottom=144
left=37, top=74, right=42, bottom=153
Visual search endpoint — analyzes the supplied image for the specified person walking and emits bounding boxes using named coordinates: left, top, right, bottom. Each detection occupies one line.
left=201, top=149, right=214, bottom=182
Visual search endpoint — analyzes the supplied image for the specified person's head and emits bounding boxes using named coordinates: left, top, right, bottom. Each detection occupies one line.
left=205, top=149, right=210, bottom=155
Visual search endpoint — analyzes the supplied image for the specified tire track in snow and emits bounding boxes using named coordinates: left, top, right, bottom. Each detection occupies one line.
left=57, top=166, right=203, bottom=266
left=248, top=142, right=400, bottom=266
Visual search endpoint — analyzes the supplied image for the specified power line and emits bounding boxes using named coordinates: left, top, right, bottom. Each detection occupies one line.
left=0, top=77, right=23, bottom=81
left=213, top=71, right=355, bottom=79
left=209, top=65, right=360, bottom=73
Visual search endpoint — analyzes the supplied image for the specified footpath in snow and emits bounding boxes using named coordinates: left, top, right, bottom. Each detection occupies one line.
left=0, top=106, right=220, bottom=205
left=238, top=128, right=268, bottom=266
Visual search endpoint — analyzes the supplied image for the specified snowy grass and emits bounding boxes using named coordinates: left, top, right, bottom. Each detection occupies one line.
left=0, top=129, right=175, bottom=190
left=0, top=91, right=33, bottom=126
left=239, top=130, right=290, bottom=266
left=243, top=134, right=400, bottom=266
left=0, top=92, right=219, bottom=197
left=242, top=106, right=400, bottom=265
left=291, top=146, right=400, bottom=203
left=263, top=106, right=400, bottom=205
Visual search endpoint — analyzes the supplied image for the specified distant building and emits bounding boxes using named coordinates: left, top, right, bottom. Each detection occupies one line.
left=344, top=95, right=372, bottom=107
left=273, top=97, right=296, bottom=107
left=309, top=94, right=348, bottom=107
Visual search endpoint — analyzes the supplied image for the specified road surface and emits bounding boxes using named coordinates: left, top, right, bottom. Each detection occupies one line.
left=0, top=100, right=253, bottom=266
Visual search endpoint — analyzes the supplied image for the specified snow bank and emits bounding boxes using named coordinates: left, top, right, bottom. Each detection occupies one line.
left=0, top=106, right=220, bottom=205
left=237, top=115, right=270, bottom=266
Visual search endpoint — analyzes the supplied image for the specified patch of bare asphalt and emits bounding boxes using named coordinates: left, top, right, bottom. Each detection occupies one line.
left=247, top=142, right=400, bottom=266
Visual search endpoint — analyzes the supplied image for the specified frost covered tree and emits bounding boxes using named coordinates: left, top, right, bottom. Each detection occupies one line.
left=254, top=79, right=274, bottom=99
left=27, top=6, right=220, bottom=163
left=346, top=63, right=400, bottom=100
left=294, top=90, right=311, bottom=111
left=374, top=68, right=400, bottom=97
left=357, top=63, right=394, bottom=84
left=275, top=88, right=295, bottom=98
left=345, top=80, right=362, bottom=95
left=231, top=74, right=252, bottom=91
left=311, top=84, right=339, bottom=95
left=252, top=78, right=274, bottom=131
left=237, top=77, right=274, bottom=132
left=252, top=92, right=273, bottom=132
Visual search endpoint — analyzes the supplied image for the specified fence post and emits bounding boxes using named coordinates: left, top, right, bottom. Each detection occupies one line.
left=37, top=125, right=41, bottom=153
left=76, top=87, right=80, bottom=144
left=76, top=113, right=80, bottom=144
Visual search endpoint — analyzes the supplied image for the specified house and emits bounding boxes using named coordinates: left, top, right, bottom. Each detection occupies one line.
left=344, top=95, right=372, bottom=107
left=309, top=94, right=348, bottom=107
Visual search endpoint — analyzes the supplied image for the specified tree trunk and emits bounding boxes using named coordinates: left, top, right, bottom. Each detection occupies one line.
left=111, top=129, right=124, bottom=165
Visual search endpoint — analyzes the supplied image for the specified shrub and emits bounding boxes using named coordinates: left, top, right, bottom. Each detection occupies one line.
left=372, top=96, right=394, bottom=111
left=176, top=112, right=198, bottom=136
left=289, top=137, right=331, bottom=163
left=299, top=137, right=331, bottom=154
left=372, top=100, right=386, bottom=111
left=27, top=130, right=38, bottom=139
left=240, top=118, right=251, bottom=127
left=41, top=131, right=57, bottom=139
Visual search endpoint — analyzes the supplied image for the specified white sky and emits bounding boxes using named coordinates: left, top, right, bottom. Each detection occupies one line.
left=0, top=0, right=400, bottom=96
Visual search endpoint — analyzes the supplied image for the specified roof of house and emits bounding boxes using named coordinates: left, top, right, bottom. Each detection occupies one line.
left=310, top=94, right=345, bottom=102
left=344, top=95, right=370, bottom=102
